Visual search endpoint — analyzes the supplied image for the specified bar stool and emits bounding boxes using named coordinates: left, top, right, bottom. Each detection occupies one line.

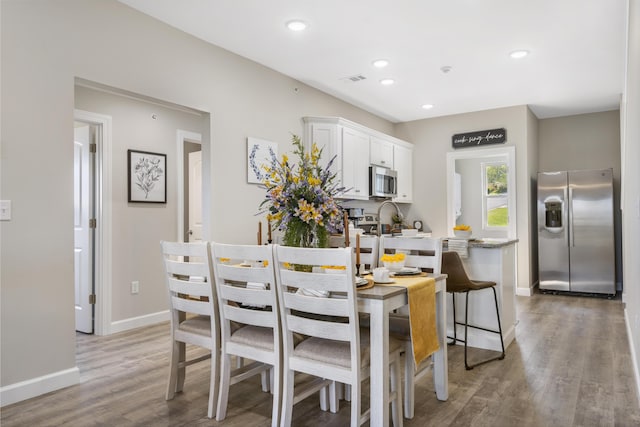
left=442, top=251, right=505, bottom=370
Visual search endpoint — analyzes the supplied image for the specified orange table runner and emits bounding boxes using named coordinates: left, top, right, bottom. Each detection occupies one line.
left=370, top=274, right=439, bottom=366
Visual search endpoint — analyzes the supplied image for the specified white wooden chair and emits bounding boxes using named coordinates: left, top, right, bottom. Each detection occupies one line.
left=160, top=241, right=219, bottom=419
left=329, top=234, right=378, bottom=271
left=209, top=243, right=281, bottom=427
left=379, top=236, right=443, bottom=419
left=273, top=245, right=403, bottom=427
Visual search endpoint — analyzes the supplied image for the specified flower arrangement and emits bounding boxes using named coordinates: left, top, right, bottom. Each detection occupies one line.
left=252, top=134, right=344, bottom=248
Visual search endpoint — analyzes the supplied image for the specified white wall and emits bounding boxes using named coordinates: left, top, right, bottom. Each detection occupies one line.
left=0, top=0, right=393, bottom=400
left=622, top=0, right=640, bottom=401
left=394, top=105, right=537, bottom=295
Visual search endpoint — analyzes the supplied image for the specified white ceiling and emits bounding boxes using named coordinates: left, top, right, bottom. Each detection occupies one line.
left=119, top=0, right=627, bottom=123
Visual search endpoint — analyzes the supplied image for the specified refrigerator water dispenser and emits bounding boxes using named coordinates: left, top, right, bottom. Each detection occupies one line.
left=543, top=198, right=563, bottom=233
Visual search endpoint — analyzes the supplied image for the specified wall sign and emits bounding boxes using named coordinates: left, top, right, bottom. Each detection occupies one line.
left=452, top=128, right=507, bottom=148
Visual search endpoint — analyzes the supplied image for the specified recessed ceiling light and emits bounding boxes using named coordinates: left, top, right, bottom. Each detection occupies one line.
left=509, top=50, right=529, bottom=59
left=380, top=78, right=395, bottom=86
left=421, top=104, right=434, bottom=110
left=286, top=20, right=308, bottom=31
left=372, top=59, right=389, bottom=68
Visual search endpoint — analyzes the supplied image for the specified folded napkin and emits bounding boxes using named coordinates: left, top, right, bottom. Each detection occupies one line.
left=242, top=282, right=267, bottom=308
left=447, top=238, right=469, bottom=258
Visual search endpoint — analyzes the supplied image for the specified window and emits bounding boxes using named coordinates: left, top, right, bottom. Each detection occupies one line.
left=483, top=162, right=508, bottom=228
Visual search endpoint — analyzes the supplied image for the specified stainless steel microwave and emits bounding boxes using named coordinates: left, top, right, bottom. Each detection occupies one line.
left=369, top=166, right=397, bottom=198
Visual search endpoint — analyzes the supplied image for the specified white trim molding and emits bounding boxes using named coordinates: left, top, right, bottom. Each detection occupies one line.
left=109, top=310, right=170, bottom=334
left=0, top=367, right=80, bottom=407
left=74, top=109, right=113, bottom=336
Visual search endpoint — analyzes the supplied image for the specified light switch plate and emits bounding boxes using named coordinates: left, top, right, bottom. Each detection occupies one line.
left=0, top=200, right=11, bottom=221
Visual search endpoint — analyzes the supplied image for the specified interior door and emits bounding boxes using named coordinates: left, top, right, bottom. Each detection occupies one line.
left=74, top=124, right=94, bottom=333
left=188, top=150, right=203, bottom=242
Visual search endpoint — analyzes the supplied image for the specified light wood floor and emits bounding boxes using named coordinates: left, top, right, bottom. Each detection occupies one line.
left=2, top=291, right=640, bottom=426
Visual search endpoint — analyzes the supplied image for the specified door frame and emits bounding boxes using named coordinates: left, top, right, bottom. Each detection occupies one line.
left=74, top=109, right=113, bottom=336
left=176, top=130, right=202, bottom=242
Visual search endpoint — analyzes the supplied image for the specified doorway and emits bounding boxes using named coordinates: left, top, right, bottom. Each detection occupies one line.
left=74, top=122, right=95, bottom=333
left=73, top=109, right=113, bottom=336
left=177, top=130, right=202, bottom=242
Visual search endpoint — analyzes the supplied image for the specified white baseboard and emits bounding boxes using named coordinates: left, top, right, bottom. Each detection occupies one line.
left=0, top=367, right=80, bottom=407
left=624, top=307, right=640, bottom=408
left=109, top=310, right=170, bottom=334
left=516, top=286, right=533, bottom=297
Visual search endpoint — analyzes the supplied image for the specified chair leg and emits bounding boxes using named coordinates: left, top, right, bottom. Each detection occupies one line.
left=492, top=286, right=506, bottom=358
left=166, top=340, right=180, bottom=400
left=447, top=293, right=458, bottom=346
left=216, top=353, right=232, bottom=421
left=464, top=288, right=506, bottom=370
left=270, top=363, right=281, bottom=427
left=350, top=380, right=361, bottom=427
left=207, top=349, right=219, bottom=419
left=280, top=369, right=295, bottom=427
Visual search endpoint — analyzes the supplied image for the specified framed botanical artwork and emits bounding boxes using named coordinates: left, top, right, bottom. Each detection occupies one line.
left=128, top=149, right=167, bottom=203
left=247, top=137, right=278, bottom=184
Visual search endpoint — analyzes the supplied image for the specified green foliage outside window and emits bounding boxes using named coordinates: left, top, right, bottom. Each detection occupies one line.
left=486, top=164, right=508, bottom=194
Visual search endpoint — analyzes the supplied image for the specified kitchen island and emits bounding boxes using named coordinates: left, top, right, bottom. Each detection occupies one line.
left=443, top=238, right=519, bottom=352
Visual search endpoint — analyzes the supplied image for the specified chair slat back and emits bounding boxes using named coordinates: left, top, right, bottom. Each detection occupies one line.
left=210, top=243, right=279, bottom=332
left=379, top=236, right=443, bottom=274
left=274, top=245, right=358, bottom=345
left=352, top=235, right=379, bottom=269
left=160, top=241, right=217, bottom=336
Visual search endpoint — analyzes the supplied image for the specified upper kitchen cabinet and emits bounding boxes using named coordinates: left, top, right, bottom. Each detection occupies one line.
left=341, top=127, right=369, bottom=199
left=370, top=136, right=394, bottom=168
left=393, top=143, right=413, bottom=203
left=303, top=116, right=413, bottom=202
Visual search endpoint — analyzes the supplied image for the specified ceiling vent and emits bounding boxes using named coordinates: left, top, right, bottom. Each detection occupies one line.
left=341, top=74, right=367, bottom=83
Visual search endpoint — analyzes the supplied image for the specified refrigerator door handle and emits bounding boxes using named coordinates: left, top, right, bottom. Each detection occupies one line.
left=568, top=186, right=575, bottom=247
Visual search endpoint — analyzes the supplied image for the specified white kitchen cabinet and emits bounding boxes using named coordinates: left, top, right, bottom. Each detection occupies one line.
left=370, top=136, right=394, bottom=168
left=341, top=127, right=369, bottom=199
left=303, top=116, right=413, bottom=202
left=393, top=143, right=413, bottom=203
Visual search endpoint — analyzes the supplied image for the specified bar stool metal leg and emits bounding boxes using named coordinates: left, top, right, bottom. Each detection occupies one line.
left=463, top=287, right=506, bottom=370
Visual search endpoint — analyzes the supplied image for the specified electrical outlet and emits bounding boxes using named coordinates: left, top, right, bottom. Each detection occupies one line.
left=0, top=200, right=11, bottom=221
left=131, top=281, right=139, bottom=294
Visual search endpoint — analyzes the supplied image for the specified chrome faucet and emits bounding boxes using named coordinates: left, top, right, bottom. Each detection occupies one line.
left=377, top=200, right=402, bottom=235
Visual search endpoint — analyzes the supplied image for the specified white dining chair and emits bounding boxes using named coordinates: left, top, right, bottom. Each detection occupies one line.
left=160, top=241, right=219, bottom=419
left=273, top=245, right=403, bottom=427
left=209, top=242, right=281, bottom=427
left=379, top=236, right=443, bottom=419
left=329, top=234, right=378, bottom=271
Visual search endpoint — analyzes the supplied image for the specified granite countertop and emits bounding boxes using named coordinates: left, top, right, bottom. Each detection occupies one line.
left=443, top=238, right=519, bottom=248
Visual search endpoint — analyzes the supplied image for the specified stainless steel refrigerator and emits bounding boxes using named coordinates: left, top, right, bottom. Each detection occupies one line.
left=537, top=169, right=615, bottom=294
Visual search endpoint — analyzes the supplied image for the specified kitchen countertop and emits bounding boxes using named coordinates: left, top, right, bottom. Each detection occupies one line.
left=443, top=238, right=519, bottom=248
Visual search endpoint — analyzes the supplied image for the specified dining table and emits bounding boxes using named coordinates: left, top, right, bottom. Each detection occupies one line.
left=357, top=273, right=448, bottom=426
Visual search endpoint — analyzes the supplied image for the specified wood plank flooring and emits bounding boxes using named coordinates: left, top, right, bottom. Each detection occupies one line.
left=2, top=291, right=640, bottom=426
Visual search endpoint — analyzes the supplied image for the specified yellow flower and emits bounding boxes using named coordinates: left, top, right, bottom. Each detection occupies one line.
left=380, top=253, right=406, bottom=262
left=453, top=224, right=471, bottom=231
left=281, top=154, right=288, bottom=163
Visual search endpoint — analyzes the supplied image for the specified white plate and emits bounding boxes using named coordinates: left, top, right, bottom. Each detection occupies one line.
left=374, top=278, right=394, bottom=284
